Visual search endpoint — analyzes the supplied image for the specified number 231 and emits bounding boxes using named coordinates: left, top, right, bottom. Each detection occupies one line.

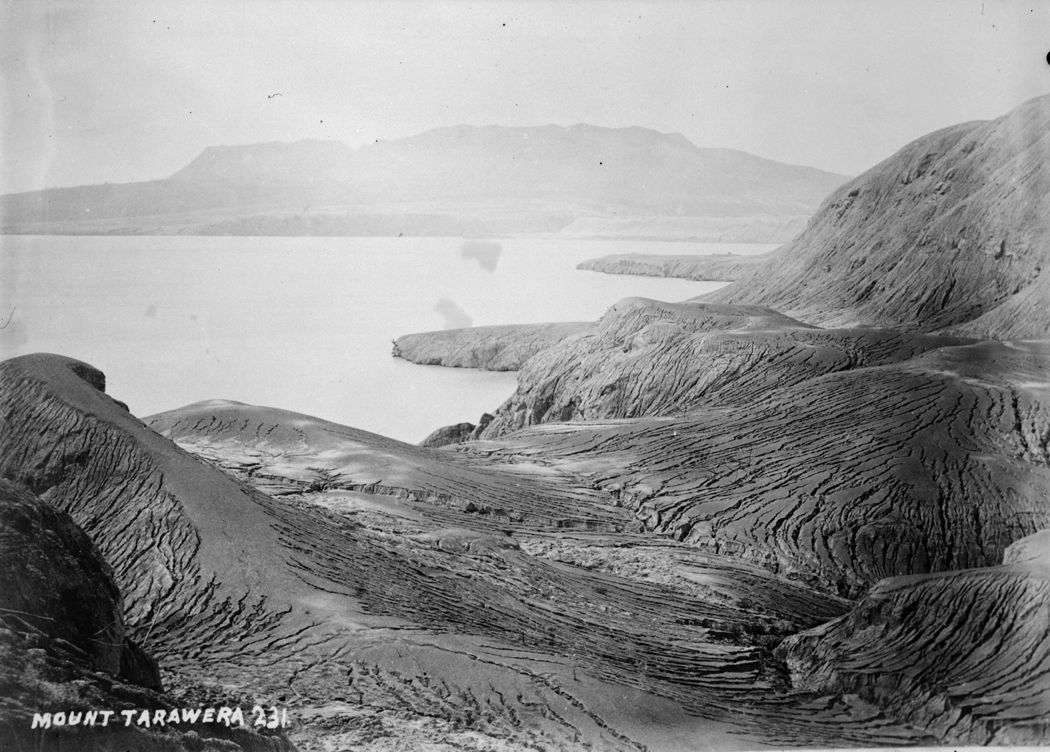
left=251, top=705, right=288, bottom=729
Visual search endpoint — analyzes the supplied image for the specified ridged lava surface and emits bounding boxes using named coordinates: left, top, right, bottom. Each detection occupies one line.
left=670, top=94, right=1050, bottom=339
left=392, top=322, right=593, bottom=371
left=456, top=336, right=1050, bottom=744
left=478, top=298, right=962, bottom=436
left=0, top=353, right=891, bottom=750
left=472, top=337, right=1050, bottom=594
left=777, top=527, right=1050, bottom=745
left=5, top=349, right=1049, bottom=748
left=149, top=399, right=952, bottom=748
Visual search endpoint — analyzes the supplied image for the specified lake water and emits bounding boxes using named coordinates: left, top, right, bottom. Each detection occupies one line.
left=0, top=236, right=774, bottom=443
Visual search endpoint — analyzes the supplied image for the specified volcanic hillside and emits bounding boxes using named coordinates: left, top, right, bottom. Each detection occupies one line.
left=698, top=93, right=1050, bottom=338
left=410, top=308, right=1050, bottom=744
left=7, top=347, right=1048, bottom=748
left=0, top=353, right=893, bottom=750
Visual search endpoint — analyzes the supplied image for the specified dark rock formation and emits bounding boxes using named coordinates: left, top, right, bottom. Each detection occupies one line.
left=118, top=637, right=163, bottom=692
left=0, top=477, right=153, bottom=685
left=393, top=322, right=593, bottom=370
left=698, top=93, right=1050, bottom=339
left=577, top=251, right=770, bottom=281
left=418, top=413, right=498, bottom=447
left=419, top=421, right=475, bottom=448
left=469, top=412, right=494, bottom=439
left=0, top=478, right=290, bottom=752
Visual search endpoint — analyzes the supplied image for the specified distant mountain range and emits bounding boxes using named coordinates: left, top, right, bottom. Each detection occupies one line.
left=0, top=125, right=850, bottom=241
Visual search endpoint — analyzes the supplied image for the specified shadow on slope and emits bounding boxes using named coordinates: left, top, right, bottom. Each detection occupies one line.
left=0, top=478, right=291, bottom=752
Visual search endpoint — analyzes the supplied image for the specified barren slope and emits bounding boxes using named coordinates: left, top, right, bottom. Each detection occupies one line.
left=0, top=355, right=686, bottom=750
left=476, top=298, right=962, bottom=435
left=6, top=349, right=1047, bottom=747
left=454, top=338, right=1050, bottom=744
left=4, top=352, right=921, bottom=750
left=624, top=94, right=1050, bottom=339
left=778, top=526, right=1050, bottom=745
left=469, top=338, right=1050, bottom=594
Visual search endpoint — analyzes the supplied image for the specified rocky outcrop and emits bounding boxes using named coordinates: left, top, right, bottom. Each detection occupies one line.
left=577, top=251, right=770, bottom=281
left=697, top=94, right=1050, bottom=339
left=419, top=414, right=496, bottom=448
left=393, top=322, right=593, bottom=370
left=470, top=412, right=494, bottom=439
left=0, top=478, right=158, bottom=687
left=419, top=421, right=475, bottom=447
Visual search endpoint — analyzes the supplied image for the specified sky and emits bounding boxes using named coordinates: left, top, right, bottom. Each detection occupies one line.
left=2, top=0, right=1049, bottom=195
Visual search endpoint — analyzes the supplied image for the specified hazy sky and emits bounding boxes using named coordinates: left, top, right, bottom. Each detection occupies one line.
left=2, top=0, right=1048, bottom=194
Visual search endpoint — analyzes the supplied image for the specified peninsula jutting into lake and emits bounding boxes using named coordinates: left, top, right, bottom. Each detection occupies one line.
left=2, top=3, right=1049, bottom=751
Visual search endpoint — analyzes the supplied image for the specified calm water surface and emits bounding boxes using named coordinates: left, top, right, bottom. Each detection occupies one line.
left=0, top=236, right=774, bottom=442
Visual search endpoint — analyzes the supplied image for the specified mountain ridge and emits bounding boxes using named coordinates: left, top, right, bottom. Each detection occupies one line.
left=0, top=123, right=850, bottom=240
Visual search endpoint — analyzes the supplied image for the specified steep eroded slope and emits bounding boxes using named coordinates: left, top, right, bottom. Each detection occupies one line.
left=701, top=94, right=1050, bottom=338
